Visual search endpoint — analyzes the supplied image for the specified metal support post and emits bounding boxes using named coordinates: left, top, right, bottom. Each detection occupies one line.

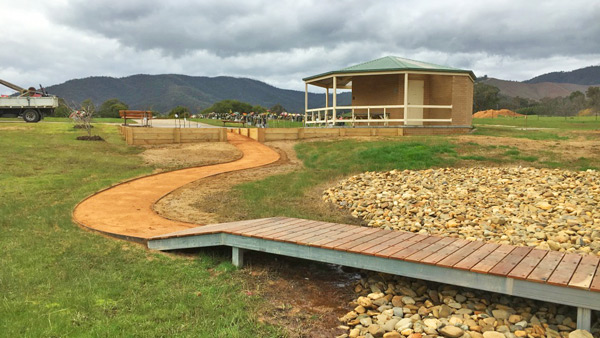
left=232, top=247, right=245, bottom=268
left=577, top=307, right=591, bottom=331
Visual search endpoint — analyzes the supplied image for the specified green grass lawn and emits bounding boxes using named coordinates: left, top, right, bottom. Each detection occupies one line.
left=220, top=133, right=599, bottom=222
left=471, top=125, right=570, bottom=140
left=44, top=117, right=133, bottom=124
left=1, top=117, right=133, bottom=124
left=0, top=123, right=280, bottom=337
left=1, top=121, right=598, bottom=336
left=473, top=115, right=600, bottom=130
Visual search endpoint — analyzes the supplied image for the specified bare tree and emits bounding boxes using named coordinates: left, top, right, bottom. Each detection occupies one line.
left=68, top=99, right=96, bottom=137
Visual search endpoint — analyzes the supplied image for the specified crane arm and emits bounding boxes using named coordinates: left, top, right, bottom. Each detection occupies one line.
left=0, top=79, right=25, bottom=93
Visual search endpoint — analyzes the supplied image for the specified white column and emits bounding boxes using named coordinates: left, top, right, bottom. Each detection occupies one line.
left=304, top=82, right=308, bottom=127
left=232, top=247, right=245, bottom=267
left=326, top=87, right=329, bottom=108
left=404, top=73, right=409, bottom=125
left=577, top=307, right=591, bottom=331
left=333, top=76, right=337, bottom=125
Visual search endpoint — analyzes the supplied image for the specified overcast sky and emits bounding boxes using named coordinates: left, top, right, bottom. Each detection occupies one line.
left=1, top=0, right=598, bottom=95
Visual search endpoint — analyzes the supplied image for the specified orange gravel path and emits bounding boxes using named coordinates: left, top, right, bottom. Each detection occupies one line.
left=72, top=133, right=280, bottom=240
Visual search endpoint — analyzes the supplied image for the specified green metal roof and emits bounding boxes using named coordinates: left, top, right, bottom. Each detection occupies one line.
left=303, top=56, right=476, bottom=81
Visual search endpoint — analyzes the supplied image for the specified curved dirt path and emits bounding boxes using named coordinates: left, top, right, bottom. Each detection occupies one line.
left=73, top=133, right=280, bottom=240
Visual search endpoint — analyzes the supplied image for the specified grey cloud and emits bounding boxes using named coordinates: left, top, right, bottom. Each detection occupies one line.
left=1, top=0, right=598, bottom=96
left=51, top=0, right=599, bottom=59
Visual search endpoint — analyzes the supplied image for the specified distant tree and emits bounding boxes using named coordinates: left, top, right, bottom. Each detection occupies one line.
left=586, top=86, right=600, bottom=111
left=80, top=99, right=95, bottom=115
left=568, top=91, right=586, bottom=112
left=168, top=105, right=190, bottom=118
left=201, top=100, right=255, bottom=115
left=473, top=83, right=500, bottom=112
left=252, top=105, right=267, bottom=113
left=270, top=103, right=285, bottom=114
left=53, top=98, right=71, bottom=117
left=98, top=98, right=129, bottom=118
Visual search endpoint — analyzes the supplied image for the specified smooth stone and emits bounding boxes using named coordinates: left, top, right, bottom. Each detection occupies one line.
left=395, top=318, right=413, bottom=331
left=456, top=308, right=473, bottom=315
left=514, top=321, right=528, bottom=328
left=439, top=325, right=464, bottom=338
left=401, top=329, right=414, bottom=336
left=514, top=330, right=526, bottom=338
left=383, top=332, right=402, bottom=338
left=439, top=304, right=453, bottom=318
left=423, top=318, right=440, bottom=329
left=369, top=324, right=385, bottom=337
left=482, top=331, right=505, bottom=338
left=358, top=296, right=373, bottom=308
left=383, top=318, right=401, bottom=332
left=360, top=316, right=373, bottom=326
left=492, top=309, right=509, bottom=320
left=568, top=330, right=593, bottom=338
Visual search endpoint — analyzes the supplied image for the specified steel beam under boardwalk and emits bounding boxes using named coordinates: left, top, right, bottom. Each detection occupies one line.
left=148, top=232, right=599, bottom=330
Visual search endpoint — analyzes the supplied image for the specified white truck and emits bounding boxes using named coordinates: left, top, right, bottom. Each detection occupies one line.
left=0, top=79, right=59, bottom=122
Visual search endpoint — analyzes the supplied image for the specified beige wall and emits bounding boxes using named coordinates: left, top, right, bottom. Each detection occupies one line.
left=352, top=74, right=403, bottom=124
left=451, top=76, right=474, bottom=126
left=349, top=72, right=472, bottom=126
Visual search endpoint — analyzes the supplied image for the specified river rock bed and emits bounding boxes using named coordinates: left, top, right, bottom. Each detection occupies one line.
left=336, top=273, right=599, bottom=338
left=323, top=167, right=600, bottom=256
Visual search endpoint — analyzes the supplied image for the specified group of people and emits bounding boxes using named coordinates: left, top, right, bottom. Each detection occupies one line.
left=200, top=111, right=304, bottom=127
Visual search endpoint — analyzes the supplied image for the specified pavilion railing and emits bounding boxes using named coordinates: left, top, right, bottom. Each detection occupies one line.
left=304, top=104, right=453, bottom=127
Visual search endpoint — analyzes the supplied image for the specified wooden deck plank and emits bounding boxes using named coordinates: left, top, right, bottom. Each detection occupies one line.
left=227, top=217, right=301, bottom=235
left=362, top=232, right=417, bottom=256
left=488, top=246, right=532, bottom=276
left=526, top=251, right=565, bottom=283
left=255, top=219, right=328, bottom=239
left=454, top=243, right=501, bottom=271
left=591, top=262, right=600, bottom=292
left=437, top=241, right=486, bottom=268
left=348, top=231, right=408, bottom=253
left=284, top=223, right=344, bottom=243
left=224, top=217, right=288, bottom=233
left=318, top=227, right=380, bottom=249
left=389, top=236, right=443, bottom=260
left=420, top=238, right=471, bottom=265
left=507, top=249, right=548, bottom=280
left=470, top=245, right=515, bottom=274
left=162, top=218, right=275, bottom=238
left=404, top=237, right=457, bottom=263
left=242, top=218, right=316, bottom=237
left=334, top=229, right=389, bottom=251
left=569, top=255, right=600, bottom=290
left=309, top=225, right=372, bottom=247
left=547, top=253, right=582, bottom=287
left=303, top=224, right=363, bottom=247
left=272, top=222, right=333, bottom=242
left=375, top=234, right=429, bottom=258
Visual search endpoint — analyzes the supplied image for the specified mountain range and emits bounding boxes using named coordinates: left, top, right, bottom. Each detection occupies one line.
left=46, top=74, right=350, bottom=113
left=481, top=66, right=599, bottom=101
left=44, top=66, right=600, bottom=112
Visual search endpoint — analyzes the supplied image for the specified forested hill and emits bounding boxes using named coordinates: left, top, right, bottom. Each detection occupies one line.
left=46, top=74, right=350, bottom=113
left=524, top=66, right=600, bottom=85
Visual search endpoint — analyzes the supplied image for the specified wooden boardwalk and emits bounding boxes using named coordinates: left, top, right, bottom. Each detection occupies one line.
left=148, top=217, right=600, bottom=330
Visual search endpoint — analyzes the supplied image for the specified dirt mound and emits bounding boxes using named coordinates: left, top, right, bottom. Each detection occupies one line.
left=473, top=109, right=524, bottom=118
